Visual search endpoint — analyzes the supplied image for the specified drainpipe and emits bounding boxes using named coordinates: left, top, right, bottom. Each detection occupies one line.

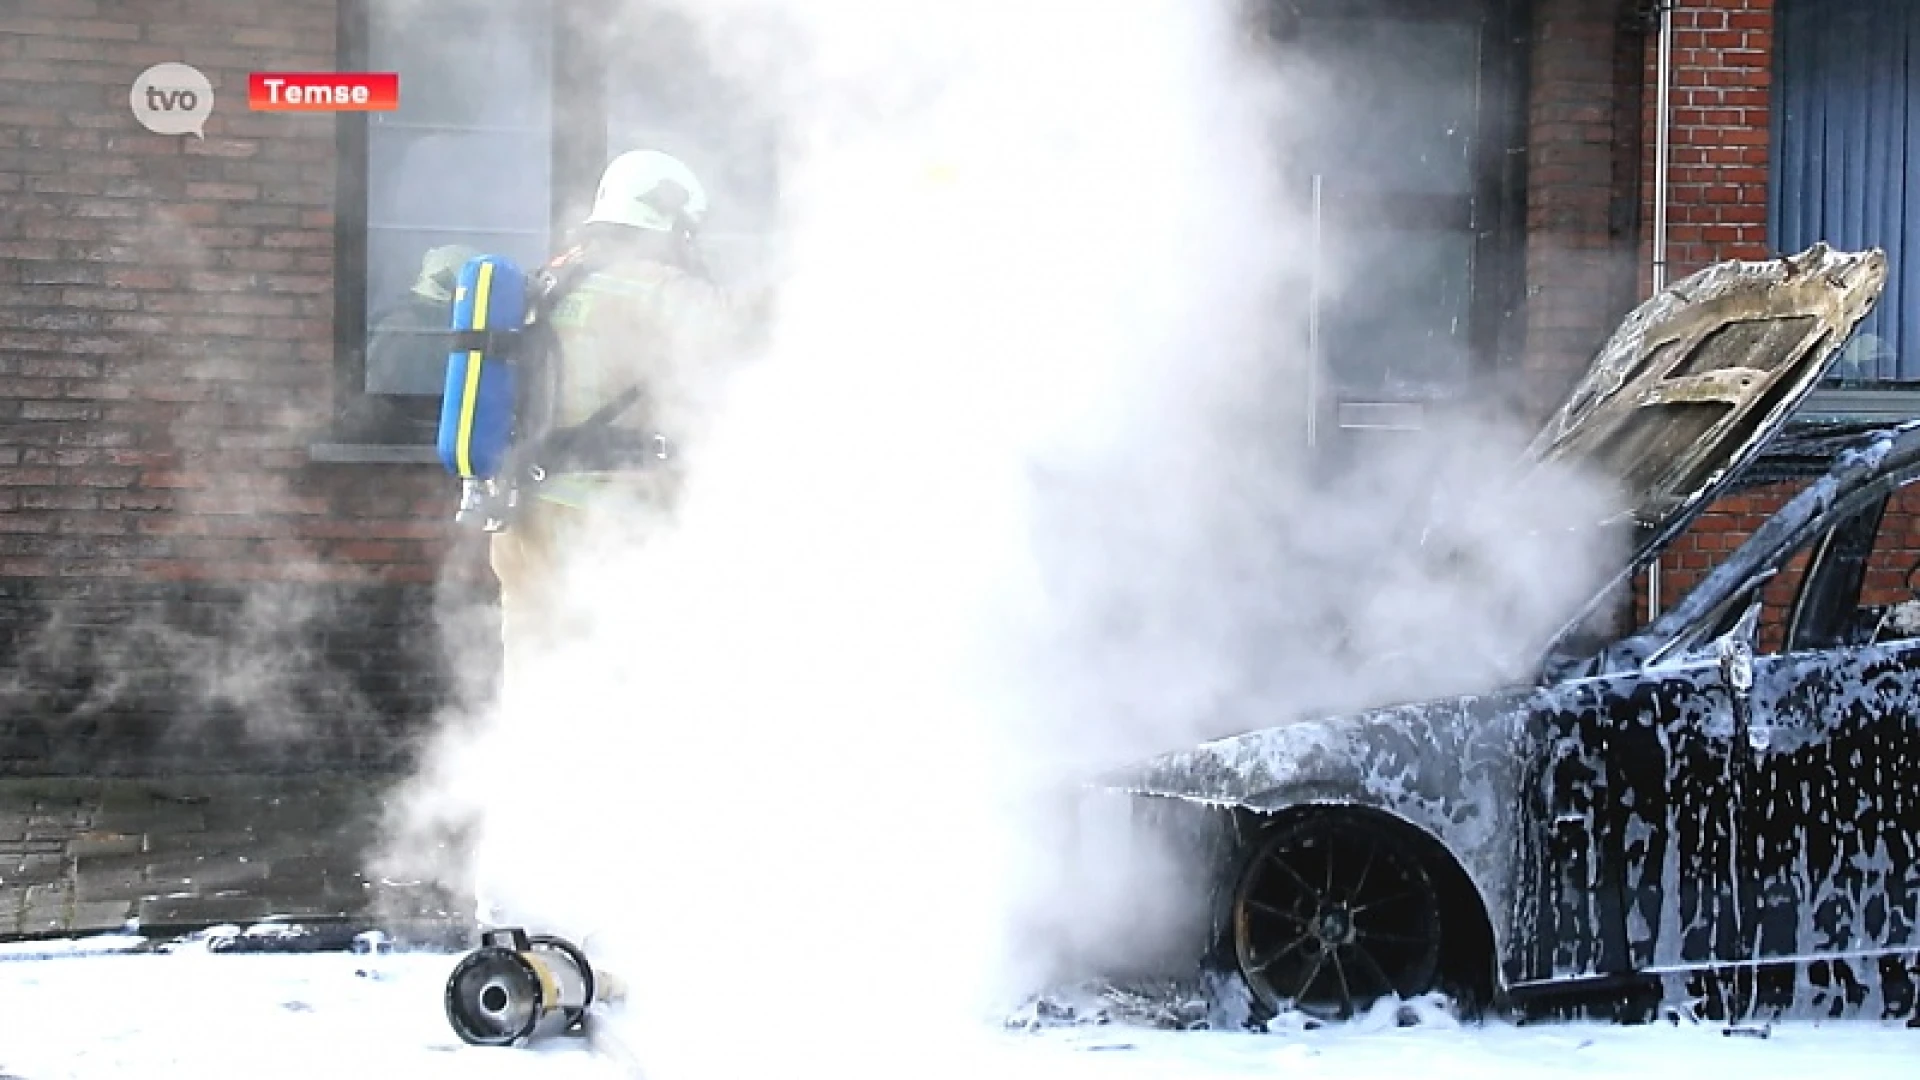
left=1646, top=0, right=1676, bottom=620
left=1651, top=0, right=1676, bottom=298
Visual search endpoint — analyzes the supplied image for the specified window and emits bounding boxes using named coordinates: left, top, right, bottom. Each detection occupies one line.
left=327, top=0, right=777, bottom=450
left=362, top=0, right=552, bottom=398
left=1772, top=0, right=1920, bottom=386
left=1257, top=0, right=1529, bottom=460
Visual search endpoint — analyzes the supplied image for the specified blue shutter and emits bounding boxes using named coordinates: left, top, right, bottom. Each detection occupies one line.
left=1771, top=0, right=1920, bottom=382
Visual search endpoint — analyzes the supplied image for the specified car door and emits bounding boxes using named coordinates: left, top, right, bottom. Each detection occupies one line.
left=1568, top=639, right=1752, bottom=978
left=1602, top=470, right=1920, bottom=1017
left=1515, top=245, right=1887, bottom=984
left=1536, top=528, right=1912, bottom=1000
left=1737, top=483, right=1920, bottom=1000
left=1743, top=644, right=1920, bottom=969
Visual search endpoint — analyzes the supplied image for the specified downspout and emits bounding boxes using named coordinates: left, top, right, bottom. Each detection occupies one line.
left=1646, top=0, right=1676, bottom=619
left=1651, top=1, right=1676, bottom=298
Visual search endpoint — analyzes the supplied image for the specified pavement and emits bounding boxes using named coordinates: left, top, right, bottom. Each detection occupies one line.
left=0, top=772, right=472, bottom=942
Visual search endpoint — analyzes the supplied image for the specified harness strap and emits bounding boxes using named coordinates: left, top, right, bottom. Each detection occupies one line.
left=518, top=384, right=671, bottom=484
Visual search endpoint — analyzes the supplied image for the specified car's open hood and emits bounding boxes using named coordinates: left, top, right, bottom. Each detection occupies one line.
left=1522, top=244, right=1888, bottom=580
left=1101, top=247, right=1888, bottom=808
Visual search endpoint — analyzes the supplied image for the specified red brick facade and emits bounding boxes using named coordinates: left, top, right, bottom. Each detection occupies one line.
left=1523, top=0, right=1651, bottom=418
left=1639, top=0, right=1776, bottom=288
left=0, top=1, right=467, bottom=584
left=0, top=1, right=491, bottom=774
left=1632, top=0, right=1792, bottom=623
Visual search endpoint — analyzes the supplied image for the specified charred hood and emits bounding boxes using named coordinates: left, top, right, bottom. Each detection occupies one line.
left=1524, top=243, right=1888, bottom=582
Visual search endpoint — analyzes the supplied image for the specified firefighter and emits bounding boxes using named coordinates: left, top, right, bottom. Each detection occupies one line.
left=488, top=149, right=762, bottom=707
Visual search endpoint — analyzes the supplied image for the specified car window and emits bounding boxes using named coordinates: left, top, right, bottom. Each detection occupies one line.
left=1670, top=543, right=1812, bottom=661
left=1830, top=479, right=1920, bottom=647
left=1755, top=468, right=1920, bottom=656
left=1644, top=479, right=1815, bottom=657
left=1547, top=469, right=1917, bottom=674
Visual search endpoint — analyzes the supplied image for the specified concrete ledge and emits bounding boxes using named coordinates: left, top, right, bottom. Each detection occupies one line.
left=1799, top=387, right=1920, bottom=423
left=306, top=442, right=440, bottom=465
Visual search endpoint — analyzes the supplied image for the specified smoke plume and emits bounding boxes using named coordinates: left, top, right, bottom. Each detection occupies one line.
left=382, top=1, right=1623, bottom=1076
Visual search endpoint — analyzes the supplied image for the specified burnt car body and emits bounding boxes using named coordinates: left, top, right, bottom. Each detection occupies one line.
left=1101, top=244, right=1920, bottom=1024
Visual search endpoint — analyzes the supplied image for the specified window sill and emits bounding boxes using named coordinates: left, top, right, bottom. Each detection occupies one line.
left=1795, top=387, right=1920, bottom=424
left=307, top=442, right=440, bottom=465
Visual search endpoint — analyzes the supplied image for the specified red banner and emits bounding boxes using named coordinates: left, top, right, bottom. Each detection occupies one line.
left=248, top=72, right=399, bottom=112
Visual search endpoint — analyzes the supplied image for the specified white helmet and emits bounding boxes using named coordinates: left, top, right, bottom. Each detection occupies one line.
left=585, top=149, right=710, bottom=233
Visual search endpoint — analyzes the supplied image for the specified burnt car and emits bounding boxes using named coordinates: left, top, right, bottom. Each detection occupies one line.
left=1101, top=243, right=1920, bottom=1025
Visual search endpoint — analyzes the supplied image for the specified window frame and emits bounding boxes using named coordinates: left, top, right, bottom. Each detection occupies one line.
left=316, top=0, right=608, bottom=461
left=1465, top=0, right=1532, bottom=392
left=1264, top=0, right=1533, bottom=463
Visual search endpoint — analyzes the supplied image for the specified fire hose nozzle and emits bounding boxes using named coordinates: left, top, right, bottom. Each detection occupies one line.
left=444, top=928, right=608, bottom=1048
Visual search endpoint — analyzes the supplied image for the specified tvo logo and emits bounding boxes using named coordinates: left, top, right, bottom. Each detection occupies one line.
left=130, top=62, right=214, bottom=137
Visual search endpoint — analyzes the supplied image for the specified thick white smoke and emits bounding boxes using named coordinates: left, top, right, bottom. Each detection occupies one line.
left=381, top=1, right=1622, bottom=1077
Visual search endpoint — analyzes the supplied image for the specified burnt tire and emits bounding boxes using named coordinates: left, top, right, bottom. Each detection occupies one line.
left=1229, top=813, right=1445, bottom=1022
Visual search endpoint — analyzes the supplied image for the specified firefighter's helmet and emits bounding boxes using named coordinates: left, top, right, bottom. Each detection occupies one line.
left=585, top=149, right=710, bottom=234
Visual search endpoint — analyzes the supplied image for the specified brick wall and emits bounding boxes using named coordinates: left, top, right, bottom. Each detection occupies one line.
left=0, top=1, right=492, bottom=773
left=1638, top=0, right=1774, bottom=289
left=1522, top=0, right=1652, bottom=420
left=0, top=577, right=495, bottom=776
left=1633, top=0, right=1782, bottom=623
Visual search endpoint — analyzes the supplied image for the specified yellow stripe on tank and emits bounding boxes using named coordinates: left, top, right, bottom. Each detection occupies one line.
left=453, top=261, right=495, bottom=478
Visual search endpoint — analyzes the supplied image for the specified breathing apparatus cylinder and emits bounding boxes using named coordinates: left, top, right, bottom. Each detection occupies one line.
left=444, top=928, right=604, bottom=1047
left=436, top=254, right=531, bottom=530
